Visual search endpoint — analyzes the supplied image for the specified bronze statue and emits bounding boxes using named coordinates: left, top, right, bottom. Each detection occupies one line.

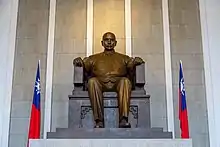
left=73, top=32, right=144, bottom=128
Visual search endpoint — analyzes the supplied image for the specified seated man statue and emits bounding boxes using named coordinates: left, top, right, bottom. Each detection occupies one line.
left=73, top=32, right=144, bottom=128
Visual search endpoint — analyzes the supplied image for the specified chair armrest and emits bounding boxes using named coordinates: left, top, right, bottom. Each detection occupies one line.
left=135, top=63, right=145, bottom=89
left=73, top=66, right=84, bottom=90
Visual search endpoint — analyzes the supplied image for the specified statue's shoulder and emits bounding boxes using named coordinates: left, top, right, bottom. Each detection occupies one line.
left=88, top=52, right=102, bottom=59
left=115, top=52, right=130, bottom=59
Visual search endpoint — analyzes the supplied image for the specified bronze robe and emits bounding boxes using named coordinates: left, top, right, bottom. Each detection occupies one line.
left=83, top=50, right=135, bottom=122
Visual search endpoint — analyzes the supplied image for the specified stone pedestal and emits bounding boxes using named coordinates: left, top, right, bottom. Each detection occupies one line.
left=47, top=128, right=172, bottom=139
left=46, top=63, right=173, bottom=141
left=47, top=90, right=173, bottom=139
left=68, top=90, right=151, bottom=128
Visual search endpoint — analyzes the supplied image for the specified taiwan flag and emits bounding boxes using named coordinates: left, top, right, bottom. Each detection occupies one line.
left=27, top=61, right=41, bottom=146
left=179, top=61, right=189, bottom=138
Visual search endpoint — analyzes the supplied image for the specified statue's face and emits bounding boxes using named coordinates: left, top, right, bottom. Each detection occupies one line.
left=101, top=33, right=117, bottom=50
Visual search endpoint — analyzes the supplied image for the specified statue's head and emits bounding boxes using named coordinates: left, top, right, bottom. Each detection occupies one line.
left=101, top=32, right=117, bottom=51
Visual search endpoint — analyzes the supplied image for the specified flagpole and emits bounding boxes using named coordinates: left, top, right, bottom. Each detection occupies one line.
left=180, top=60, right=183, bottom=68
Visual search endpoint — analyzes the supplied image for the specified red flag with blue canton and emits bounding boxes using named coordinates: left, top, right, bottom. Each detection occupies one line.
left=179, top=61, right=189, bottom=138
left=27, top=61, right=41, bottom=146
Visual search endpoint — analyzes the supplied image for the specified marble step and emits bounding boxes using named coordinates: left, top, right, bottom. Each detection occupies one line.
left=47, top=128, right=172, bottom=139
left=30, top=139, right=193, bottom=147
left=55, top=127, right=163, bottom=133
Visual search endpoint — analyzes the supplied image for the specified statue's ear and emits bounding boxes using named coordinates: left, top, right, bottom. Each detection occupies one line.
left=115, top=40, right=117, bottom=46
left=101, top=40, right=104, bottom=46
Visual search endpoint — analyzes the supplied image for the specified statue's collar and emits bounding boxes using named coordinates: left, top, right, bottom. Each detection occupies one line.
left=103, top=49, right=115, bottom=55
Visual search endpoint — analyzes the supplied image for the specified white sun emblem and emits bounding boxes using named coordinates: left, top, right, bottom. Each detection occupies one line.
left=35, top=78, right=40, bottom=94
left=180, top=78, right=185, bottom=96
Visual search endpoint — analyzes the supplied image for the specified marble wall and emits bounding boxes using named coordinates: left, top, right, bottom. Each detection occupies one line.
left=93, top=0, right=125, bottom=54
left=9, top=0, right=49, bottom=147
left=51, top=0, right=87, bottom=132
left=131, top=0, right=167, bottom=130
left=169, top=0, right=209, bottom=147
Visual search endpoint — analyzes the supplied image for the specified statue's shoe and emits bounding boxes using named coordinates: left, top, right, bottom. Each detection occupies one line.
left=94, top=122, right=104, bottom=128
left=119, top=122, right=131, bottom=128
left=94, top=125, right=104, bottom=128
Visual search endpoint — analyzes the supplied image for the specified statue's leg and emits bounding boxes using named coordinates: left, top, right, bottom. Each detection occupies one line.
left=87, top=77, right=104, bottom=128
left=116, top=77, right=132, bottom=128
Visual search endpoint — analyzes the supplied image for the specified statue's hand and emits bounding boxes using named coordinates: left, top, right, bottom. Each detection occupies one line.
left=73, top=57, right=83, bottom=67
left=134, top=57, right=144, bottom=65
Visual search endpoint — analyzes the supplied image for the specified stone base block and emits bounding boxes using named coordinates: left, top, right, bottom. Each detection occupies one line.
left=30, top=139, right=192, bottom=147
left=47, top=128, right=172, bottom=139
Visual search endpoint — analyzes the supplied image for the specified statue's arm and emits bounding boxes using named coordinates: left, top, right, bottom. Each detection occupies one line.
left=73, top=56, right=92, bottom=72
left=125, top=56, right=145, bottom=88
left=83, top=57, right=92, bottom=73
left=126, top=57, right=135, bottom=70
left=126, top=56, right=145, bottom=70
left=133, top=57, right=145, bottom=65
